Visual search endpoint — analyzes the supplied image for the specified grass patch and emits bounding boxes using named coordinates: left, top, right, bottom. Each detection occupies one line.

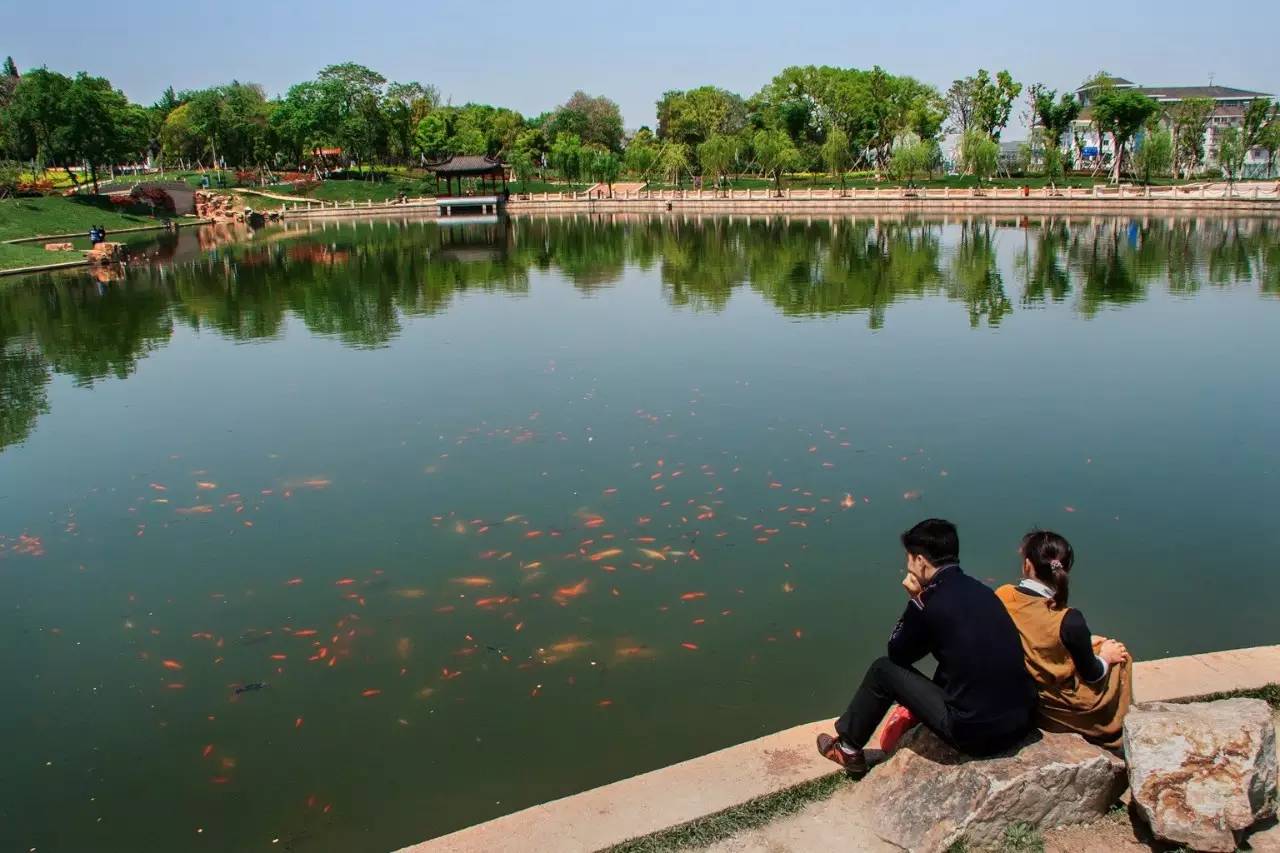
left=1180, top=682, right=1280, bottom=708
left=945, top=822, right=1044, bottom=853
left=602, top=772, right=849, bottom=853
left=0, top=195, right=170, bottom=242
left=0, top=241, right=77, bottom=271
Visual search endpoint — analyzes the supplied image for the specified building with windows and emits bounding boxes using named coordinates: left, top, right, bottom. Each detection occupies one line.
left=1068, top=76, right=1275, bottom=177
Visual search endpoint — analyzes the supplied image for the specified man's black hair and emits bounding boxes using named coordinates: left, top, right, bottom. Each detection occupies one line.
left=900, top=518, right=959, bottom=565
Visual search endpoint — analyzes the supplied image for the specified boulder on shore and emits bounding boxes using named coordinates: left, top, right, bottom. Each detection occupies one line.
left=1125, top=698, right=1277, bottom=852
left=849, top=727, right=1127, bottom=851
left=87, top=242, right=126, bottom=263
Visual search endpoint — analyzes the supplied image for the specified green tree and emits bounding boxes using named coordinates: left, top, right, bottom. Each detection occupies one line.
left=752, top=128, right=800, bottom=194
left=546, top=91, right=623, bottom=152
left=623, top=129, right=660, bottom=179
left=550, top=133, right=583, bottom=184
left=509, top=148, right=536, bottom=191
left=2, top=68, right=73, bottom=179
left=590, top=148, right=620, bottom=193
left=1092, top=89, right=1159, bottom=182
left=383, top=81, right=439, bottom=164
left=958, top=129, right=998, bottom=180
left=414, top=111, right=450, bottom=160
left=1168, top=97, right=1213, bottom=178
left=697, top=134, right=737, bottom=193
left=821, top=125, right=852, bottom=190
left=947, top=69, right=1021, bottom=140
left=1216, top=127, right=1245, bottom=187
left=656, top=86, right=748, bottom=154
left=0, top=56, right=18, bottom=110
left=659, top=143, right=689, bottom=187
left=1132, top=123, right=1172, bottom=184
left=890, top=134, right=936, bottom=185
left=1030, top=85, right=1081, bottom=178
left=61, top=73, right=142, bottom=192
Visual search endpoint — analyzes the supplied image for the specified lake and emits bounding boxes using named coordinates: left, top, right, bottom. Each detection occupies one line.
left=1, top=212, right=1278, bottom=852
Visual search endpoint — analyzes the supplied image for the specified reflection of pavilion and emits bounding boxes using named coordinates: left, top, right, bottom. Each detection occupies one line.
left=427, top=155, right=509, bottom=220
left=435, top=218, right=514, bottom=264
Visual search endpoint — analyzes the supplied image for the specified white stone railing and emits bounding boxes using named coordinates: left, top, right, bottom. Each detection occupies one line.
left=508, top=183, right=1280, bottom=203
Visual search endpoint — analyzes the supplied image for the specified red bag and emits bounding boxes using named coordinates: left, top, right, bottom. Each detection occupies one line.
left=878, top=705, right=919, bottom=752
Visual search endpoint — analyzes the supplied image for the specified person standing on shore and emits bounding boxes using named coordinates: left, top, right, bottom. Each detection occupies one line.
left=996, top=530, right=1132, bottom=749
left=817, top=519, right=1036, bottom=772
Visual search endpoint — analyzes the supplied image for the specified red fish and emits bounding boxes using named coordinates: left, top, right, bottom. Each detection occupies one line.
left=162, top=659, right=183, bottom=670
left=679, top=592, right=706, bottom=601
left=202, top=744, right=214, bottom=758
left=556, top=579, right=589, bottom=598
left=680, top=642, right=699, bottom=651
left=361, top=689, right=382, bottom=697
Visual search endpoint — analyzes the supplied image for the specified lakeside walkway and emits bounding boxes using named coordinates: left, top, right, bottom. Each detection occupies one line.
left=398, top=644, right=1280, bottom=853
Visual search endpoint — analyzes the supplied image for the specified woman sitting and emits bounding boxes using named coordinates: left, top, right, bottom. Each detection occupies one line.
left=996, top=530, right=1131, bottom=748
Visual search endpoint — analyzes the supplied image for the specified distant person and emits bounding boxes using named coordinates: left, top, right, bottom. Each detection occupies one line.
left=996, top=531, right=1132, bottom=749
left=816, top=519, right=1035, bottom=772
left=88, top=226, right=100, bottom=245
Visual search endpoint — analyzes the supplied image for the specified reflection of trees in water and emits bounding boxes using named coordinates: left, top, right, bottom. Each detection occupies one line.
left=949, top=220, right=1011, bottom=327
left=0, top=214, right=1275, bottom=452
left=0, top=344, right=50, bottom=451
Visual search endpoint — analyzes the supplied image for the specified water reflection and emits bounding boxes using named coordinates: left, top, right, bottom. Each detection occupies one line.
left=0, top=213, right=1276, bottom=451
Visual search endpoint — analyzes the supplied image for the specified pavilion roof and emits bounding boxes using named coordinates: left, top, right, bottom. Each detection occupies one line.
left=427, top=155, right=506, bottom=176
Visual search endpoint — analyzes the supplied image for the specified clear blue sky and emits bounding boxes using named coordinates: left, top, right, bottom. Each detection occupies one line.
left=6, top=0, right=1278, bottom=136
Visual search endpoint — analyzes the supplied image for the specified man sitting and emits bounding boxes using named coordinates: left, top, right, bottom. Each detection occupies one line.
left=817, top=518, right=1035, bottom=772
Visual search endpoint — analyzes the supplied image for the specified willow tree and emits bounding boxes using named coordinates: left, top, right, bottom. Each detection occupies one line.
left=697, top=134, right=736, bottom=194
left=821, top=126, right=852, bottom=191
left=659, top=143, right=689, bottom=187
left=752, top=129, right=799, bottom=195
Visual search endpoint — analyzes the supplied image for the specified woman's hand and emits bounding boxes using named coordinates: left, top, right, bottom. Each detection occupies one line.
left=1098, top=639, right=1129, bottom=665
left=902, top=573, right=923, bottom=598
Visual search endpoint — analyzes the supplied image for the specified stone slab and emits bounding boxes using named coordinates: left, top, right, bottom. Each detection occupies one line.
left=398, top=645, right=1280, bottom=853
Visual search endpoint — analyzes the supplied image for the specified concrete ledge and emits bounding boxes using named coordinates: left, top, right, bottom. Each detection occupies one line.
left=2, top=217, right=212, bottom=245
left=398, top=645, right=1280, bottom=853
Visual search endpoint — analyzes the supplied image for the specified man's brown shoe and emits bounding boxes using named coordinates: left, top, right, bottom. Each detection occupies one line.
left=816, top=732, right=868, bottom=773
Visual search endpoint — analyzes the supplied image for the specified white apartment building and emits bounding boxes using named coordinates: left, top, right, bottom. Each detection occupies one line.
left=1069, top=76, right=1275, bottom=177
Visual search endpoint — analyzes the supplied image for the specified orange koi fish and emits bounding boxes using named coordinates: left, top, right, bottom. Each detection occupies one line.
left=360, top=689, right=382, bottom=697
left=196, top=482, right=217, bottom=490
left=202, top=744, right=214, bottom=758
left=638, top=548, right=667, bottom=561
left=589, top=548, right=622, bottom=562
left=452, top=576, right=493, bottom=587
left=679, top=592, right=706, bottom=601
left=293, top=629, right=319, bottom=637
left=680, top=642, right=699, bottom=651
left=162, top=659, right=183, bottom=670
left=555, top=579, right=589, bottom=598
left=285, top=578, right=304, bottom=586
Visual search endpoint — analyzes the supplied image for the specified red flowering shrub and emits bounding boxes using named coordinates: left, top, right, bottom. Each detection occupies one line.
left=130, top=186, right=177, bottom=213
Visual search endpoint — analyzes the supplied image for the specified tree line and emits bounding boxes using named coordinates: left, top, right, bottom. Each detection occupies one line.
left=1, top=55, right=1277, bottom=195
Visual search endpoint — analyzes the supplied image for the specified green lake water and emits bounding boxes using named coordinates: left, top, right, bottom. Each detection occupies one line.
left=1, top=213, right=1278, bottom=851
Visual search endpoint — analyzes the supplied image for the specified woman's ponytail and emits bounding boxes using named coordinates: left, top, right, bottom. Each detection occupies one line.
left=1020, top=530, right=1075, bottom=610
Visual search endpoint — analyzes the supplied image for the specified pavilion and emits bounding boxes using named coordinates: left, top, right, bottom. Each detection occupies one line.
left=426, top=155, right=509, bottom=199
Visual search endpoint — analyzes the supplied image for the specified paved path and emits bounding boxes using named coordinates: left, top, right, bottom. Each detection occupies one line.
left=398, top=645, right=1280, bottom=853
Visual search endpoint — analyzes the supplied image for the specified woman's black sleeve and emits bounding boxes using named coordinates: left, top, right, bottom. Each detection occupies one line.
left=1060, top=609, right=1106, bottom=682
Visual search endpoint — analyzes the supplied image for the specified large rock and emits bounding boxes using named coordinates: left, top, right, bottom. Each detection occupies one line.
left=1124, top=698, right=1277, bottom=852
left=849, top=727, right=1127, bottom=851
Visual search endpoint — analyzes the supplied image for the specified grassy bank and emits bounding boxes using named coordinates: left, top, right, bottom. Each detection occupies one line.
left=0, top=241, right=70, bottom=271
left=0, top=195, right=175, bottom=243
